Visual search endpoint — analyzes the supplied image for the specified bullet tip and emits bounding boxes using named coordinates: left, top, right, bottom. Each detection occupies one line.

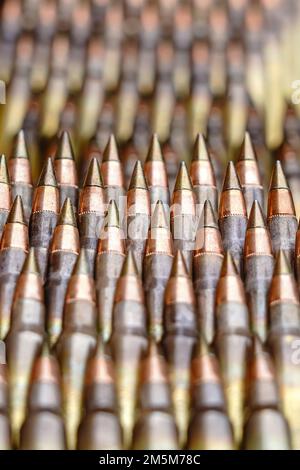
left=174, top=161, right=193, bottom=191
left=247, top=200, right=266, bottom=229
left=102, top=134, right=120, bottom=162
left=22, top=248, right=40, bottom=275
left=170, top=250, right=189, bottom=277
left=201, top=200, right=218, bottom=229
left=121, top=250, right=138, bottom=277
left=37, top=157, right=58, bottom=187
left=220, top=251, right=239, bottom=277
left=106, top=199, right=121, bottom=228
left=129, top=160, right=148, bottom=190
left=7, top=195, right=26, bottom=225
left=238, top=132, right=257, bottom=162
left=269, top=160, right=289, bottom=190
left=73, top=249, right=90, bottom=275
left=58, top=197, right=77, bottom=227
left=274, top=250, right=291, bottom=275
left=192, top=133, right=210, bottom=161
left=0, top=154, right=9, bottom=184
left=151, top=200, right=169, bottom=228
left=12, top=129, right=29, bottom=159
left=55, top=130, right=75, bottom=161
left=222, top=161, right=242, bottom=191
left=83, top=157, right=103, bottom=188
left=146, top=134, right=164, bottom=162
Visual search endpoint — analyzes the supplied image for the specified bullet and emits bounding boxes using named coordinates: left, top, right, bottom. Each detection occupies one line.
left=20, top=344, right=66, bottom=450
left=144, top=134, right=170, bottom=209
left=236, top=132, right=264, bottom=215
left=267, top=161, right=297, bottom=266
left=163, top=251, right=198, bottom=447
left=0, top=363, right=11, bottom=449
left=144, top=201, right=173, bottom=342
left=132, top=341, right=178, bottom=450
left=54, top=130, right=79, bottom=210
left=101, top=135, right=125, bottom=211
left=243, top=336, right=291, bottom=450
left=219, top=161, right=247, bottom=275
left=279, top=139, right=300, bottom=219
left=77, top=340, right=123, bottom=450
left=269, top=332, right=300, bottom=450
left=0, top=155, right=11, bottom=239
left=96, top=200, right=126, bottom=342
left=29, top=157, right=59, bottom=282
left=193, top=200, right=224, bottom=344
left=244, top=200, right=274, bottom=342
left=6, top=248, right=45, bottom=447
left=0, top=196, right=28, bottom=340
left=126, top=161, right=151, bottom=274
left=269, top=250, right=300, bottom=337
left=171, top=162, right=196, bottom=274
left=215, top=251, right=251, bottom=446
left=46, top=198, right=80, bottom=347
left=187, top=337, right=234, bottom=450
left=78, top=157, right=106, bottom=274
left=110, top=251, right=148, bottom=448
left=56, top=249, right=97, bottom=450
left=8, top=129, right=33, bottom=223
left=190, top=133, right=218, bottom=215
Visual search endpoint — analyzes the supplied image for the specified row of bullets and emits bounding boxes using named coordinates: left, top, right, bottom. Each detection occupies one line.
left=0, top=128, right=299, bottom=451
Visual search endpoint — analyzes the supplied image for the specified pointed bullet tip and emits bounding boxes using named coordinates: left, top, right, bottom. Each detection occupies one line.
left=83, top=157, right=103, bottom=187
left=201, top=200, right=218, bottom=229
left=146, top=134, right=164, bottom=162
left=247, top=200, right=266, bottom=229
left=12, top=129, right=29, bottom=159
left=196, top=335, right=211, bottom=357
left=129, top=160, right=148, bottom=190
left=222, top=161, right=241, bottom=191
left=192, top=133, right=210, bottom=161
left=38, top=158, right=57, bottom=187
left=102, top=135, right=120, bottom=162
left=55, top=130, right=75, bottom=160
left=220, top=251, right=239, bottom=277
left=238, top=132, right=257, bottom=162
left=174, top=161, right=193, bottom=191
left=151, top=200, right=168, bottom=228
left=0, top=155, right=9, bottom=184
left=269, top=160, right=289, bottom=190
left=22, top=248, right=40, bottom=275
left=106, top=199, right=120, bottom=228
left=7, top=195, right=26, bottom=225
left=170, top=250, right=189, bottom=277
left=73, top=249, right=90, bottom=275
left=274, top=250, right=291, bottom=275
left=121, top=250, right=139, bottom=277
left=58, top=197, right=77, bottom=227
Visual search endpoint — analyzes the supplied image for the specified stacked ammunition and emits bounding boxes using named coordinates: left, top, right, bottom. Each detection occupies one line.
left=1, top=0, right=300, bottom=451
